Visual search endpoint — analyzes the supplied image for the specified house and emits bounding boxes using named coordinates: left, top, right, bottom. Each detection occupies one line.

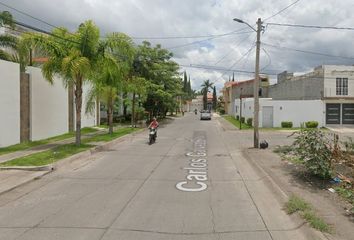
left=221, top=76, right=269, bottom=115
left=232, top=65, right=354, bottom=128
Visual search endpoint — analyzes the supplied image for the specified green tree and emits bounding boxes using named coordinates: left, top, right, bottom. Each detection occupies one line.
left=212, top=86, right=217, bottom=111
left=87, top=32, right=135, bottom=134
left=200, top=80, right=213, bottom=110
left=22, top=21, right=101, bottom=145
left=133, top=41, right=180, bottom=119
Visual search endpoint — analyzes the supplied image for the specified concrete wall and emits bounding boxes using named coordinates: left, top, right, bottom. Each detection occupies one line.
left=80, top=83, right=96, bottom=128
left=268, top=77, right=323, bottom=100
left=28, top=67, right=69, bottom=141
left=0, top=60, right=20, bottom=147
left=235, top=98, right=325, bottom=127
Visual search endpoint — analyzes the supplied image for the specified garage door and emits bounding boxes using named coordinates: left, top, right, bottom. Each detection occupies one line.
left=342, top=104, right=354, bottom=124
left=326, top=104, right=340, bottom=124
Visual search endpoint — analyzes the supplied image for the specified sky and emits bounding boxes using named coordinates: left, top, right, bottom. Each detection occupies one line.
left=1, top=0, right=354, bottom=92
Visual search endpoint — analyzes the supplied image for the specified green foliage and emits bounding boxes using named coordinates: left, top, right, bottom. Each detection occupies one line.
left=285, top=195, right=311, bottom=214
left=240, top=117, right=245, bottom=124
left=219, top=109, right=225, bottom=115
left=285, top=195, right=331, bottom=233
left=212, top=86, right=217, bottom=111
left=292, top=129, right=333, bottom=178
left=246, top=118, right=253, bottom=126
left=224, top=116, right=252, bottom=130
left=201, top=80, right=213, bottom=110
left=281, top=121, right=293, bottom=128
left=305, top=121, right=318, bottom=128
left=236, top=115, right=239, bottom=121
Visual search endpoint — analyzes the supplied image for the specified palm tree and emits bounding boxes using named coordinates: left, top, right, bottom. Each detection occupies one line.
left=200, top=80, right=213, bottom=110
left=0, top=11, right=32, bottom=80
left=22, top=21, right=101, bottom=145
left=87, top=33, right=135, bottom=134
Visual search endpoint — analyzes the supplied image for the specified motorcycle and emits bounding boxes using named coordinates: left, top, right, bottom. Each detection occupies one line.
left=148, top=127, right=157, bottom=145
left=194, top=109, right=198, bottom=115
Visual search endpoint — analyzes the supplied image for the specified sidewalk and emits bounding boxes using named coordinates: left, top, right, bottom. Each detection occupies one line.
left=0, top=128, right=144, bottom=196
left=0, top=128, right=106, bottom=164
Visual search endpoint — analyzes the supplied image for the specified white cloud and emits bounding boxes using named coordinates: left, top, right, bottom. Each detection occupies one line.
left=2, top=0, right=354, bottom=92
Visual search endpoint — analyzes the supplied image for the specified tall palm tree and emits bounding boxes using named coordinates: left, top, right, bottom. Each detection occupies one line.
left=22, top=21, right=101, bottom=145
left=200, top=80, right=213, bottom=110
left=87, top=33, right=135, bottom=134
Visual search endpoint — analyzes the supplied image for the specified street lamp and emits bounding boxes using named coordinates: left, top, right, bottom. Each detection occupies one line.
left=233, top=17, right=262, bottom=148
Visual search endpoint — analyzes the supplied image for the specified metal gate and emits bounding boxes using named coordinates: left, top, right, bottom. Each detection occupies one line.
left=326, top=104, right=340, bottom=124
left=342, top=104, right=354, bottom=124
left=262, top=106, right=273, bottom=128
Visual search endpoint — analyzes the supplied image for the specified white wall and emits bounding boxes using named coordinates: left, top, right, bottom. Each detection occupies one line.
left=323, top=65, right=354, bottom=97
left=79, top=83, right=96, bottom=128
left=28, top=67, right=69, bottom=141
left=0, top=60, right=20, bottom=147
left=235, top=98, right=325, bottom=127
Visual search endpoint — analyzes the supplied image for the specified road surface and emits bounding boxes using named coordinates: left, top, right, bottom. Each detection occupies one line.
left=0, top=113, right=321, bottom=240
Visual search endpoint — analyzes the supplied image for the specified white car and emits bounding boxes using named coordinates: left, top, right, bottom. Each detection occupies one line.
left=200, top=110, right=211, bottom=120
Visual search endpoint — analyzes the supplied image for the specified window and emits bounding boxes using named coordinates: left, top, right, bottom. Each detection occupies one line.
left=336, top=78, right=348, bottom=95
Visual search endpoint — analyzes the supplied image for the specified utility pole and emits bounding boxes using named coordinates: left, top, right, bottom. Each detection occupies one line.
left=239, top=88, right=243, bottom=130
left=253, top=18, right=262, bottom=149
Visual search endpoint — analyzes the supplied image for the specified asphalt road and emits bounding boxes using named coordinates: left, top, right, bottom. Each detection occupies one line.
left=0, top=113, right=322, bottom=240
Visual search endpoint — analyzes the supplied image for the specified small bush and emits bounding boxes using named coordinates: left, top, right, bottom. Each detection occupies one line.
left=246, top=118, right=253, bottom=126
left=281, top=121, right=293, bottom=128
left=219, top=109, right=225, bottom=115
left=240, top=117, right=245, bottom=123
left=236, top=115, right=239, bottom=121
left=292, top=129, right=332, bottom=178
left=306, top=121, right=318, bottom=128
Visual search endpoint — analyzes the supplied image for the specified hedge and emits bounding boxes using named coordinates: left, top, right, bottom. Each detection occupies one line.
left=240, top=117, right=245, bottom=123
left=236, top=115, right=239, bottom=121
left=306, top=121, right=318, bottom=128
left=281, top=121, right=293, bottom=128
left=246, top=118, right=253, bottom=126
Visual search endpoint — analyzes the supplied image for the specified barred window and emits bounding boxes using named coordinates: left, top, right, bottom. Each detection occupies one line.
left=336, top=78, right=348, bottom=95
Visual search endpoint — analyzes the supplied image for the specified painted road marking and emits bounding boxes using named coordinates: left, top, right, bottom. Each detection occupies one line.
left=176, top=131, right=208, bottom=192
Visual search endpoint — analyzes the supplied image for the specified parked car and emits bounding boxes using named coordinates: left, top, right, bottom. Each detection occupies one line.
left=200, top=110, right=211, bottom=120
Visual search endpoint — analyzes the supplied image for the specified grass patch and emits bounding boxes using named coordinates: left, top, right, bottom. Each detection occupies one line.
left=261, top=127, right=302, bottom=131
left=0, top=127, right=98, bottom=156
left=285, top=195, right=332, bottom=233
left=334, top=187, right=354, bottom=205
left=223, top=116, right=252, bottom=130
left=84, top=127, right=140, bottom=143
left=0, top=144, right=93, bottom=167
left=285, top=195, right=311, bottom=214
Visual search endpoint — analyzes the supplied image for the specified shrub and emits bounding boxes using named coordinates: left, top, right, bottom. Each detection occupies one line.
left=281, top=121, right=293, bottom=128
left=219, top=109, right=225, bottom=115
left=236, top=115, right=239, bottom=121
left=306, top=121, right=318, bottom=128
left=240, top=117, right=245, bottom=123
left=246, top=118, right=253, bottom=126
left=292, top=129, right=332, bottom=178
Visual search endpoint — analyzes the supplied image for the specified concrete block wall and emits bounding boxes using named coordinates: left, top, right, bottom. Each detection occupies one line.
left=0, top=60, right=20, bottom=147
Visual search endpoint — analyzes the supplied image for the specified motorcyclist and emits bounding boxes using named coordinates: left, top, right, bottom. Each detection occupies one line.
left=148, top=117, right=159, bottom=129
left=194, top=109, right=198, bottom=115
left=148, top=117, right=159, bottom=140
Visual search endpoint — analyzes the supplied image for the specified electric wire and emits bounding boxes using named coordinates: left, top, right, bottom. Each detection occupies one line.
left=262, top=42, right=354, bottom=60
left=263, top=0, right=302, bottom=21
left=266, top=22, right=354, bottom=31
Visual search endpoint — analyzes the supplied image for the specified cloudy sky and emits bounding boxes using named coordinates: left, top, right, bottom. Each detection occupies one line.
left=1, top=0, right=354, bottom=91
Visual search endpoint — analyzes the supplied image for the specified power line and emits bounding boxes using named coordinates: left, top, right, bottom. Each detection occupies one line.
left=179, top=63, right=277, bottom=76
left=166, top=30, right=254, bottom=50
left=0, top=1, right=58, bottom=30
left=262, top=42, right=354, bottom=59
left=266, top=22, right=354, bottom=31
left=214, top=32, right=255, bottom=65
left=264, top=0, right=302, bottom=21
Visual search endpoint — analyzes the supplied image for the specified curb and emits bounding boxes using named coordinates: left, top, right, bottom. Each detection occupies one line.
left=0, top=170, right=52, bottom=196
left=0, top=128, right=145, bottom=195
left=241, top=148, right=328, bottom=240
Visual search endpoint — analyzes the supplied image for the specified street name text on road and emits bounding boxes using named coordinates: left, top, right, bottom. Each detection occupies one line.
left=176, top=132, right=208, bottom=192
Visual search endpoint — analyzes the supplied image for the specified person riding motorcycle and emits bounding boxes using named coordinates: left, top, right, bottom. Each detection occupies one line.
left=148, top=117, right=159, bottom=129
left=194, top=109, right=198, bottom=115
